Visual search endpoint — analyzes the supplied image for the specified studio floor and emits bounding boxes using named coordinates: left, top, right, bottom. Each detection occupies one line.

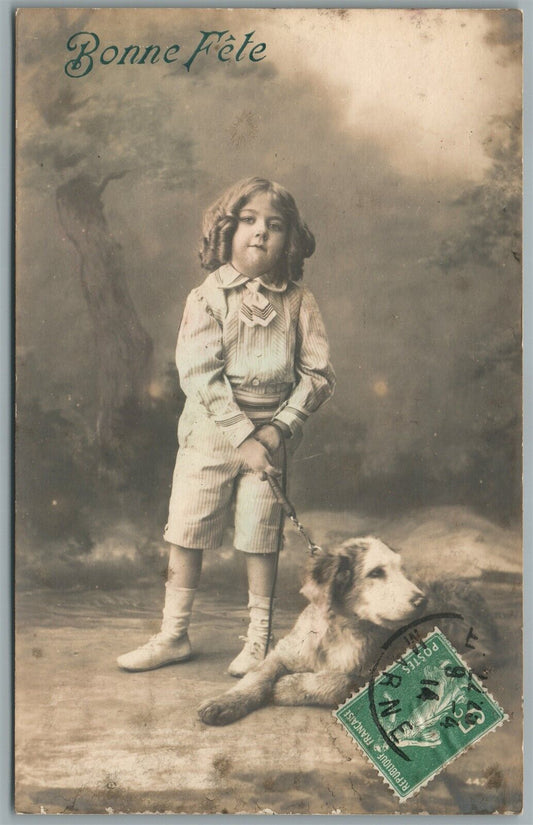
left=15, top=507, right=523, bottom=815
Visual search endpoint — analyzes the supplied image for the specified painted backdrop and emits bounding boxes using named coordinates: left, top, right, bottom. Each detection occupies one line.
left=15, top=8, right=522, bottom=815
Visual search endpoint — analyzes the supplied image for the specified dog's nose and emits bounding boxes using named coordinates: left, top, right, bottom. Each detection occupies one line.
left=411, top=592, right=426, bottom=610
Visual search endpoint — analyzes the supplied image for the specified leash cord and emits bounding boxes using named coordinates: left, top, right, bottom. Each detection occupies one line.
left=266, top=474, right=322, bottom=556
left=264, top=437, right=286, bottom=657
left=263, top=434, right=322, bottom=658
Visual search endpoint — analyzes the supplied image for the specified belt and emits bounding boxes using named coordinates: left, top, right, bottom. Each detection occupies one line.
left=232, top=386, right=291, bottom=423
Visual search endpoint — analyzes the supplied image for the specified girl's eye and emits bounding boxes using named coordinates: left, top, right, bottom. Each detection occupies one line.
left=269, top=222, right=284, bottom=232
left=239, top=216, right=254, bottom=224
left=367, top=567, right=386, bottom=579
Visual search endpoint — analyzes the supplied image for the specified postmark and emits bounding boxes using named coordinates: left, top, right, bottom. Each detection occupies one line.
left=334, top=627, right=507, bottom=802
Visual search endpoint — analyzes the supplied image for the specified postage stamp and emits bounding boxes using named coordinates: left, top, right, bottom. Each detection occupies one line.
left=334, top=627, right=508, bottom=802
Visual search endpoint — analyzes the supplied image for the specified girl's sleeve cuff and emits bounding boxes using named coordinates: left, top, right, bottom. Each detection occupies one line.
left=272, top=406, right=308, bottom=436
left=216, top=414, right=256, bottom=448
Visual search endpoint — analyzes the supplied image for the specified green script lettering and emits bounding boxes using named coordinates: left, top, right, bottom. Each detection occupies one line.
left=65, top=31, right=100, bottom=78
left=183, top=30, right=228, bottom=72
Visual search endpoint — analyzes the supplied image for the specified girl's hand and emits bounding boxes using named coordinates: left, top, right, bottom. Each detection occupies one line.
left=237, top=437, right=281, bottom=480
left=255, top=424, right=282, bottom=454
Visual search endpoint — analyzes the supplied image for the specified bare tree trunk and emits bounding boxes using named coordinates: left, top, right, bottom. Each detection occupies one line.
left=56, top=173, right=153, bottom=459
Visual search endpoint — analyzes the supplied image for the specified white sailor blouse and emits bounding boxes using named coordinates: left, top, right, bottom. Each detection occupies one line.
left=176, top=263, right=336, bottom=448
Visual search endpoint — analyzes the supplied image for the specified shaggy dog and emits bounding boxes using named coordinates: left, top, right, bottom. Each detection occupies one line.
left=198, top=536, right=429, bottom=726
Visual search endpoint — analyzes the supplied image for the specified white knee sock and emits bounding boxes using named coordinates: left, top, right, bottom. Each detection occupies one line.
left=160, top=584, right=196, bottom=639
left=247, top=591, right=273, bottom=641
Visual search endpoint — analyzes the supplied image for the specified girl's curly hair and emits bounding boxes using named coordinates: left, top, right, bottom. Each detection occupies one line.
left=199, top=177, right=315, bottom=282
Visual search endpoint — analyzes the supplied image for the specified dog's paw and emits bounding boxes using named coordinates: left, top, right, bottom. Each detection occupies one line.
left=197, top=695, right=244, bottom=726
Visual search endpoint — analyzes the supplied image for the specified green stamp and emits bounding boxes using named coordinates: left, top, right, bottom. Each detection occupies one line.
left=334, top=627, right=507, bottom=802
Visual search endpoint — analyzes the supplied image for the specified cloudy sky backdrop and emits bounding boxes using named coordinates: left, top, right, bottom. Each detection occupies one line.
left=16, top=9, right=522, bottom=546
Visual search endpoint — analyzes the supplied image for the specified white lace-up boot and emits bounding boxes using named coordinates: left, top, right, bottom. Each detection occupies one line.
left=117, top=585, right=195, bottom=671
left=227, top=592, right=275, bottom=677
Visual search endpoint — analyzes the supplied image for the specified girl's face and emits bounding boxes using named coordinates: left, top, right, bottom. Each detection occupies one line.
left=231, top=191, right=288, bottom=281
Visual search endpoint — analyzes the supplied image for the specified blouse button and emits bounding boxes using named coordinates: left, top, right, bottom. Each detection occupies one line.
left=251, top=378, right=260, bottom=387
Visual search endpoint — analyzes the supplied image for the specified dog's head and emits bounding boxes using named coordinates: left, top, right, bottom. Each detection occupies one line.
left=300, top=536, right=426, bottom=627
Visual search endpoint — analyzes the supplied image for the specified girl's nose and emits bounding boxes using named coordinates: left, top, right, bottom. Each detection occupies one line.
left=255, top=224, right=268, bottom=239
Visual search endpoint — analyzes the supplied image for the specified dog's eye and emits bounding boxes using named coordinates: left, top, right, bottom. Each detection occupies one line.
left=367, top=567, right=386, bottom=579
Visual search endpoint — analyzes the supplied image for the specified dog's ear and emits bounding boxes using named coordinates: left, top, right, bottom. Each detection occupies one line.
left=300, top=552, right=354, bottom=611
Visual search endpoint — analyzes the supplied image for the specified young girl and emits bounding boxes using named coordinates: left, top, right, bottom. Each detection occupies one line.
left=117, top=177, right=335, bottom=676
